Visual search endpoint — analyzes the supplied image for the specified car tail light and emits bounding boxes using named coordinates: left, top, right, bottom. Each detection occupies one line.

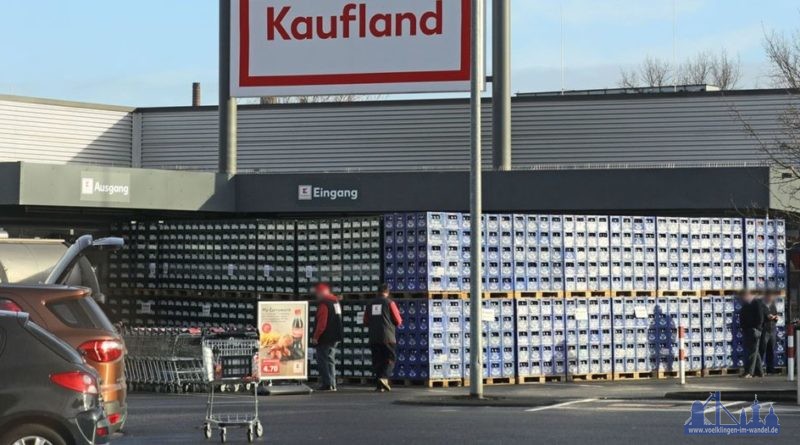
left=0, top=298, right=22, bottom=312
left=79, top=339, right=124, bottom=362
left=96, top=425, right=109, bottom=438
left=50, top=371, right=98, bottom=394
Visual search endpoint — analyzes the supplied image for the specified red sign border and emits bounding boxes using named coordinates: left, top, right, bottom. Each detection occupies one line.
left=238, top=0, right=471, bottom=88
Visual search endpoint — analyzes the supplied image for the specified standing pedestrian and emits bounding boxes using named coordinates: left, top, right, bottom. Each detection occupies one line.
left=759, top=290, right=781, bottom=374
left=739, top=290, right=766, bottom=378
left=363, top=283, right=403, bottom=392
left=311, top=283, right=343, bottom=392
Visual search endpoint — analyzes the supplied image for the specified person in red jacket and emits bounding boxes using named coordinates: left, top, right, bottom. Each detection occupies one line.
left=311, top=283, right=343, bottom=391
left=363, top=283, right=403, bottom=392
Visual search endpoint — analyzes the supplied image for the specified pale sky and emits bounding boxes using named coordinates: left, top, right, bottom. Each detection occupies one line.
left=1, top=0, right=798, bottom=107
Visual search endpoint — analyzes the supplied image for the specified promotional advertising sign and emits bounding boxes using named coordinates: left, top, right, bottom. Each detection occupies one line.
left=257, top=301, right=308, bottom=380
left=231, top=0, right=472, bottom=96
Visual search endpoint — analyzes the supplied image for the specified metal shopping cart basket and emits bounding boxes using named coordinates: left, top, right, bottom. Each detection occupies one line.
left=202, top=333, right=264, bottom=443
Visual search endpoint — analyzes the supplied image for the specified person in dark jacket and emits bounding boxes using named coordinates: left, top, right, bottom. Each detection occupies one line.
left=311, top=283, right=343, bottom=392
left=363, top=284, right=403, bottom=392
left=739, top=290, right=766, bottom=378
left=759, top=290, right=781, bottom=374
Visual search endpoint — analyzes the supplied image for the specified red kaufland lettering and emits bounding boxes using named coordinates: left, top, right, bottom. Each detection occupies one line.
left=266, top=1, right=443, bottom=41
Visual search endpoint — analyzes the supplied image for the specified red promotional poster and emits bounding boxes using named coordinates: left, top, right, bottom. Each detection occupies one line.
left=257, top=301, right=308, bottom=380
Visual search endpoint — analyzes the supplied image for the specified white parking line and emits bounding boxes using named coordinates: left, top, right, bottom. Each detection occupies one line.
left=525, top=398, right=598, bottom=412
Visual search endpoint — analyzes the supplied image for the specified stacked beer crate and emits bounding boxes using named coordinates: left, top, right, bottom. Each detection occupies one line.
left=701, top=294, right=737, bottom=373
left=484, top=214, right=515, bottom=292
left=108, top=221, right=160, bottom=291
left=340, top=301, right=372, bottom=381
left=297, top=219, right=342, bottom=295
left=384, top=212, right=469, bottom=293
left=393, top=299, right=466, bottom=386
left=341, top=217, right=381, bottom=294
left=565, top=296, right=614, bottom=380
left=464, top=298, right=517, bottom=384
left=610, top=216, right=657, bottom=291
left=744, top=218, right=787, bottom=290
left=296, top=217, right=382, bottom=296
left=610, top=294, right=651, bottom=377
left=690, top=218, right=745, bottom=290
left=158, top=220, right=258, bottom=292
left=515, top=297, right=566, bottom=383
left=563, top=215, right=611, bottom=292
left=656, top=217, right=693, bottom=291
left=255, top=220, right=296, bottom=296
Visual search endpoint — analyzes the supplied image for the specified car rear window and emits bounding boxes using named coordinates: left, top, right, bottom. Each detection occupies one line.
left=48, top=297, right=114, bottom=331
left=26, top=319, right=83, bottom=364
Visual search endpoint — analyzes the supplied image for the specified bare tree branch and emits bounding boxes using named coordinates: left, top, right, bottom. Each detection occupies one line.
left=764, top=28, right=800, bottom=89
left=640, top=56, right=672, bottom=87
left=619, top=50, right=741, bottom=90
left=618, top=68, right=639, bottom=88
left=678, top=51, right=713, bottom=85
left=711, top=49, right=742, bottom=90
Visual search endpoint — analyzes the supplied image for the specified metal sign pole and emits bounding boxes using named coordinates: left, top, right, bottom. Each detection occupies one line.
left=492, top=0, right=511, bottom=171
left=469, top=0, right=485, bottom=400
left=219, top=0, right=237, bottom=175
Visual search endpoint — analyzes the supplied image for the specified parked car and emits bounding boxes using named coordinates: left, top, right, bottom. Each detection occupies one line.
left=0, top=310, right=110, bottom=445
left=0, top=235, right=127, bottom=433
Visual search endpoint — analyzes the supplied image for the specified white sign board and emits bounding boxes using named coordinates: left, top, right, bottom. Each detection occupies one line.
left=231, top=0, right=472, bottom=96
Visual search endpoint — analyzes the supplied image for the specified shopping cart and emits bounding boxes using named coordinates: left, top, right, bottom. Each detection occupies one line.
left=121, top=327, right=206, bottom=393
left=202, top=333, right=264, bottom=443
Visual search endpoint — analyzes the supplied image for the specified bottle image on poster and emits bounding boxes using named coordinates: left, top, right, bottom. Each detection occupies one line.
left=257, top=301, right=308, bottom=380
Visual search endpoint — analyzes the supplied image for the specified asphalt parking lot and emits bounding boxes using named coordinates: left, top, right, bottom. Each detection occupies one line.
left=114, top=378, right=800, bottom=445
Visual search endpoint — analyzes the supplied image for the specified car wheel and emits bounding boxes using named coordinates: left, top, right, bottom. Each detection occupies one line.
left=0, top=424, right=68, bottom=445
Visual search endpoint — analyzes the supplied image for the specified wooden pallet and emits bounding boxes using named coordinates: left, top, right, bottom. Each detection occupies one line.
left=568, top=372, right=613, bottom=382
left=613, top=371, right=653, bottom=380
left=393, top=292, right=468, bottom=300
left=482, top=292, right=516, bottom=299
left=341, top=376, right=373, bottom=385
left=566, top=290, right=612, bottom=298
left=517, top=374, right=566, bottom=384
left=611, top=290, right=657, bottom=298
left=387, top=378, right=463, bottom=388
left=463, top=377, right=517, bottom=386
left=514, top=291, right=564, bottom=299
left=702, top=368, right=741, bottom=377
left=655, top=369, right=703, bottom=379
left=656, top=290, right=701, bottom=297
left=700, top=290, right=739, bottom=297
left=427, top=379, right=465, bottom=388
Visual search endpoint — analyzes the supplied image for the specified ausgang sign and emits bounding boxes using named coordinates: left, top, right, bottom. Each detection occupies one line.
left=231, top=0, right=471, bottom=97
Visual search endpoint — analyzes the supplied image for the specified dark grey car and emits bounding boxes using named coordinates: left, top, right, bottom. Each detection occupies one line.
left=0, top=311, right=110, bottom=445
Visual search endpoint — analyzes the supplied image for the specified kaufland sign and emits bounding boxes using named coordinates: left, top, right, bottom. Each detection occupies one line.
left=231, top=0, right=471, bottom=96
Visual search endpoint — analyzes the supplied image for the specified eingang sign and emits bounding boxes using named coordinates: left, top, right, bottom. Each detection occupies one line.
left=231, top=0, right=472, bottom=97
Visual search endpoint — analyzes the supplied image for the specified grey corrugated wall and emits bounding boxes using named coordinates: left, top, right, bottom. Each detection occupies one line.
left=0, top=96, right=133, bottom=167
left=138, top=92, right=797, bottom=173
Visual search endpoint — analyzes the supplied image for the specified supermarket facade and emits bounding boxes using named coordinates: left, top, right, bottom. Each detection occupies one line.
left=1, top=87, right=799, bottom=226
